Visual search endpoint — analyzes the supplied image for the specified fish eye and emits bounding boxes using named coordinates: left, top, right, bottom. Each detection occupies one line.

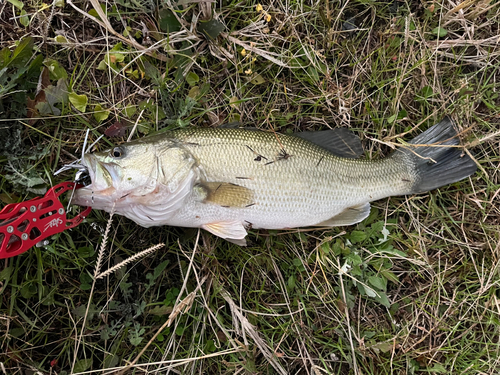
left=111, top=147, right=124, bottom=158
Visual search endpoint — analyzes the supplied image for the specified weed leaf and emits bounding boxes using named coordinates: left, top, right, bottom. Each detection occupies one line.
left=159, top=8, right=181, bottom=33
left=7, top=0, right=24, bottom=10
left=198, top=19, right=225, bottom=40
left=94, top=104, right=110, bottom=122
left=69, top=92, right=88, bottom=112
left=432, top=26, right=448, bottom=37
left=186, top=72, right=199, bottom=86
left=74, top=358, right=93, bottom=373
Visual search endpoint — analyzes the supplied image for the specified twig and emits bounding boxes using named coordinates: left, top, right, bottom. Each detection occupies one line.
left=223, top=33, right=291, bottom=68
left=220, top=288, right=288, bottom=375
left=337, top=258, right=360, bottom=375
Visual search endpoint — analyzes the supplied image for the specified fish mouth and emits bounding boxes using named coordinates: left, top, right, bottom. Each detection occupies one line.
left=80, top=154, right=117, bottom=192
left=74, top=168, right=91, bottom=187
left=81, top=154, right=97, bottom=187
left=72, top=155, right=118, bottom=207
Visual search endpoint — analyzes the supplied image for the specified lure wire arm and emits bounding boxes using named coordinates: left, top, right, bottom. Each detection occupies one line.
left=0, top=182, right=91, bottom=259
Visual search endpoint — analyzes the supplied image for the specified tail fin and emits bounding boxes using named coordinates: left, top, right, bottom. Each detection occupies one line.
left=398, top=117, right=477, bottom=194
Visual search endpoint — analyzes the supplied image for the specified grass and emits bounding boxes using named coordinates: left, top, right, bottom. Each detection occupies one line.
left=1, top=0, right=500, bottom=374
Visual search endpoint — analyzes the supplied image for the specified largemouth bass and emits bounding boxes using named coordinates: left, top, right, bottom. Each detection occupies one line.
left=73, top=118, right=477, bottom=245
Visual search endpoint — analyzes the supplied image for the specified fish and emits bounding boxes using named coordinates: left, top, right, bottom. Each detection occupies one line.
left=72, top=117, right=477, bottom=245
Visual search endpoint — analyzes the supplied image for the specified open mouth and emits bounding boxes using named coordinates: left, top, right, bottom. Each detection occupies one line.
left=79, top=154, right=119, bottom=194
left=72, top=155, right=118, bottom=208
left=81, top=154, right=98, bottom=187
left=74, top=168, right=91, bottom=187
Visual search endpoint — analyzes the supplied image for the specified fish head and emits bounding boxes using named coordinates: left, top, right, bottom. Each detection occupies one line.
left=72, top=138, right=198, bottom=213
left=73, top=141, right=166, bottom=209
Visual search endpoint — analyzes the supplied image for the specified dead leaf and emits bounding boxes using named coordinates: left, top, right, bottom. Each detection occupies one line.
left=27, top=67, right=51, bottom=125
left=0, top=193, right=18, bottom=204
left=105, top=121, right=128, bottom=137
left=35, top=79, right=69, bottom=117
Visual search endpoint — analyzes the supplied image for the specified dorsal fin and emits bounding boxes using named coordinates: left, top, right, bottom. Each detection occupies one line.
left=219, top=121, right=244, bottom=129
left=296, top=128, right=363, bottom=159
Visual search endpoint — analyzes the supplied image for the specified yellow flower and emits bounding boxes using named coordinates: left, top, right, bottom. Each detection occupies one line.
left=256, top=4, right=263, bottom=12
left=265, top=13, right=271, bottom=22
left=241, top=49, right=247, bottom=57
left=245, top=69, right=252, bottom=75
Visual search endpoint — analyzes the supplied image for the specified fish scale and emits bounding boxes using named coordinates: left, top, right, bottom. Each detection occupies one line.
left=138, top=129, right=405, bottom=228
left=73, top=118, right=477, bottom=245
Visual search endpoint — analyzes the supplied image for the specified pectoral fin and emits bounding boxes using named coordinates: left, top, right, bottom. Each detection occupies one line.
left=316, top=203, right=371, bottom=226
left=202, top=221, right=248, bottom=246
left=196, top=182, right=254, bottom=208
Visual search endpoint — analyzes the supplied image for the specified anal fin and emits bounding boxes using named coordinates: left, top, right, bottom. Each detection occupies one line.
left=316, top=203, right=371, bottom=227
left=202, top=221, right=248, bottom=246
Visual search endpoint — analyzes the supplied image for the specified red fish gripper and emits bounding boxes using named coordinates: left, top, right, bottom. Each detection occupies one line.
left=0, top=182, right=91, bottom=259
